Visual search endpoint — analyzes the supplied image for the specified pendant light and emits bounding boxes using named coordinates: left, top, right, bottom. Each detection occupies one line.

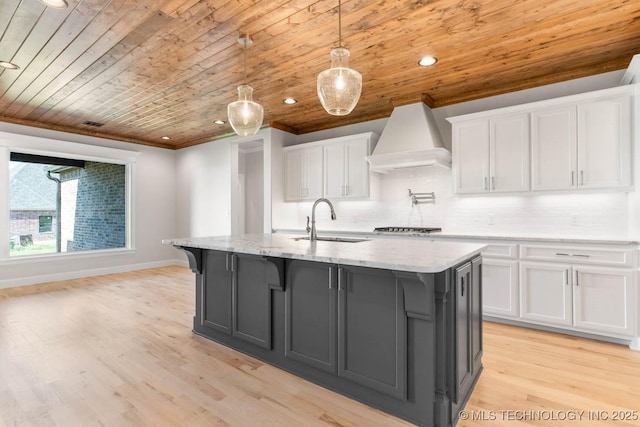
left=317, top=0, right=362, bottom=116
left=227, top=35, right=264, bottom=136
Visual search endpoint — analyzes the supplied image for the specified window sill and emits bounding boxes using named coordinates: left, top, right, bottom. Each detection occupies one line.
left=1, top=247, right=136, bottom=265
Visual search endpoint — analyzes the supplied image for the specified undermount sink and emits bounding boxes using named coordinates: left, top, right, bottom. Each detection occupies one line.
left=293, top=236, right=369, bottom=243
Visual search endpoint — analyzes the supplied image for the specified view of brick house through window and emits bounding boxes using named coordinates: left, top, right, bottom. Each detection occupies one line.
left=9, top=153, right=126, bottom=256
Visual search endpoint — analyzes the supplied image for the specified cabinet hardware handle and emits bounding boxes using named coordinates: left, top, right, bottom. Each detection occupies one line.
left=570, top=171, right=574, bottom=186
left=556, top=253, right=570, bottom=256
left=483, top=177, right=488, bottom=191
left=572, top=254, right=590, bottom=258
left=337, top=267, right=344, bottom=291
left=491, top=176, right=495, bottom=190
left=225, top=253, right=236, bottom=271
left=580, top=170, right=584, bottom=186
left=564, top=270, right=569, bottom=286
left=461, top=276, right=465, bottom=297
left=575, top=272, right=579, bottom=287
left=328, top=267, right=334, bottom=289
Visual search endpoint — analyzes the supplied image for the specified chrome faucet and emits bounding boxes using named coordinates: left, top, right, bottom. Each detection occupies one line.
left=306, top=198, right=337, bottom=241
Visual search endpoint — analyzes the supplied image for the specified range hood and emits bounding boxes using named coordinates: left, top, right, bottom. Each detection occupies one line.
left=365, top=102, right=451, bottom=173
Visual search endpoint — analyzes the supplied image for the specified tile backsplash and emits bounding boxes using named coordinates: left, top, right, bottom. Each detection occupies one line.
left=273, top=166, right=630, bottom=238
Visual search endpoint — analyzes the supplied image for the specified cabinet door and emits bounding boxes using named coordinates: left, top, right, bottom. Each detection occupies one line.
left=471, top=257, right=483, bottom=377
left=324, top=138, right=371, bottom=199
left=453, top=120, right=490, bottom=194
left=304, top=146, right=324, bottom=200
left=573, top=266, right=634, bottom=336
left=284, top=149, right=304, bottom=201
left=482, top=259, right=519, bottom=318
left=232, top=254, right=272, bottom=349
left=338, top=265, right=407, bottom=400
left=343, top=139, right=370, bottom=198
left=520, top=262, right=572, bottom=326
left=284, top=147, right=324, bottom=201
left=577, top=95, right=631, bottom=189
left=489, top=114, right=530, bottom=192
left=454, top=262, right=473, bottom=402
left=323, top=142, right=345, bottom=199
left=530, top=106, right=577, bottom=191
left=284, top=260, right=337, bottom=374
left=202, top=251, right=233, bottom=334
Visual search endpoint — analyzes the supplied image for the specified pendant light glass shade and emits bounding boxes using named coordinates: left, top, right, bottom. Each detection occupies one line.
left=227, top=35, right=263, bottom=136
left=317, top=47, right=362, bottom=116
left=228, top=84, right=263, bottom=136
left=317, top=0, right=361, bottom=116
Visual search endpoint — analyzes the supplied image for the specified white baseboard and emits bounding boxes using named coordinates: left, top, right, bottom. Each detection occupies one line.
left=630, top=337, right=640, bottom=351
left=0, top=259, right=187, bottom=289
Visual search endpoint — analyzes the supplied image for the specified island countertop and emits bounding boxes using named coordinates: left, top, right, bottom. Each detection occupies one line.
left=164, top=233, right=486, bottom=273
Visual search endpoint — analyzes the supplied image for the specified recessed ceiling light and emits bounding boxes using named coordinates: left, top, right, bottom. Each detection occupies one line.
left=39, top=0, right=69, bottom=8
left=214, top=120, right=226, bottom=125
left=418, top=56, right=437, bottom=67
left=161, top=136, right=171, bottom=140
left=0, top=61, right=19, bottom=70
left=283, top=98, right=297, bottom=105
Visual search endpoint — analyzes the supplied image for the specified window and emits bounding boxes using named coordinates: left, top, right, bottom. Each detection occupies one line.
left=9, top=152, right=128, bottom=257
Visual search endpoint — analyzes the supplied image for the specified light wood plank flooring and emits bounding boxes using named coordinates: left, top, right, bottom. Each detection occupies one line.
left=0, top=266, right=638, bottom=427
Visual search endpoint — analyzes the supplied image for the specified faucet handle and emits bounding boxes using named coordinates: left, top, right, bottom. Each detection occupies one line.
left=305, top=216, right=311, bottom=233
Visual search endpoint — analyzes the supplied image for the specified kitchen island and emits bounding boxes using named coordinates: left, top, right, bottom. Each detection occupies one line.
left=166, top=233, right=485, bottom=427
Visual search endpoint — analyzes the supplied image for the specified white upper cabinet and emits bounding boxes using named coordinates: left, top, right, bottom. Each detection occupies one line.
left=453, top=120, right=489, bottom=194
left=324, top=137, right=371, bottom=199
left=490, top=114, right=530, bottom=192
left=531, top=106, right=577, bottom=191
left=577, top=95, right=631, bottom=189
left=284, top=145, right=323, bottom=201
left=451, top=85, right=634, bottom=195
left=284, top=133, right=377, bottom=202
left=531, top=93, right=631, bottom=191
left=452, top=113, right=529, bottom=194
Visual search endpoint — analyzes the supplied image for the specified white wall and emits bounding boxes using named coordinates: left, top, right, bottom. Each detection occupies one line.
left=175, top=138, right=232, bottom=237
left=0, top=123, right=178, bottom=288
left=244, top=150, right=264, bottom=233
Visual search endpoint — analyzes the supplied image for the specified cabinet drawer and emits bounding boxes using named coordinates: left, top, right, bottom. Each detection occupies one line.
left=520, top=245, right=633, bottom=266
left=482, top=243, right=518, bottom=259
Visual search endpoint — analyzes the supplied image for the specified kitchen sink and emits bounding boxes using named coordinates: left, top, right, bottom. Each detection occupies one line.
left=293, top=236, right=369, bottom=243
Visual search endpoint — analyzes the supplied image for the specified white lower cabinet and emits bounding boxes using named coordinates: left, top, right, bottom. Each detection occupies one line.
left=573, top=266, right=634, bottom=336
left=520, top=262, right=573, bottom=326
left=483, top=259, right=519, bottom=318
left=433, top=237, right=638, bottom=345
left=520, top=260, right=636, bottom=338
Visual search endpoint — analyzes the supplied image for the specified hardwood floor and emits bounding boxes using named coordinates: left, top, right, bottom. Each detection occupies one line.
left=0, top=266, right=638, bottom=427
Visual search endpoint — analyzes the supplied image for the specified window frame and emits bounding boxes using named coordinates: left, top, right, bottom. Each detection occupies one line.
left=0, top=132, right=139, bottom=262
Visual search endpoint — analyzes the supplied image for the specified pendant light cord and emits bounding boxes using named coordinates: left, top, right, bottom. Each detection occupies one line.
left=338, top=0, right=342, bottom=48
left=243, top=38, right=248, bottom=84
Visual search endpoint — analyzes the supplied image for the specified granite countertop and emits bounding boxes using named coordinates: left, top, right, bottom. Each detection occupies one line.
left=164, top=233, right=485, bottom=273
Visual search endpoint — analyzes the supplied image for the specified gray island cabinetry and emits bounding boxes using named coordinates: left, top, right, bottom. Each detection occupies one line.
left=167, top=234, right=485, bottom=427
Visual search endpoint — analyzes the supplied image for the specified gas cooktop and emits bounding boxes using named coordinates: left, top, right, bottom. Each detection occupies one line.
left=373, top=226, right=442, bottom=233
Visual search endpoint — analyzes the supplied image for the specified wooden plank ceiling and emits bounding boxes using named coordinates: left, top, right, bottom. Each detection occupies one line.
left=0, top=0, right=639, bottom=149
